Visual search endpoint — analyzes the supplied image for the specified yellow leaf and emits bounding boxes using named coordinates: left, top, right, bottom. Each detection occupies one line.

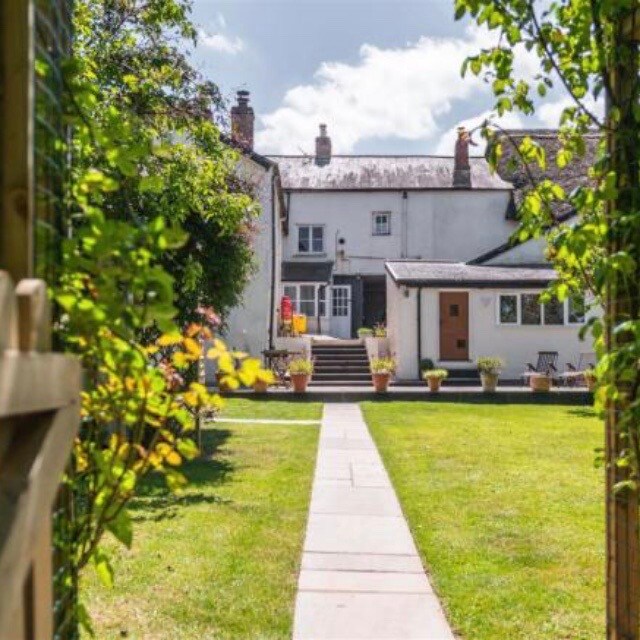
left=166, top=451, right=182, bottom=466
left=184, top=337, right=201, bottom=357
left=157, top=332, right=182, bottom=347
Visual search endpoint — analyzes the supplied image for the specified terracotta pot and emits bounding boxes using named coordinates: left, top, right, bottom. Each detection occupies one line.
left=291, top=373, right=310, bottom=393
left=426, top=377, right=442, bottom=393
left=253, top=379, right=269, bottom=394
left=372, top=372, right=390, bottom=393
left=480, top=372, right=499, bottom=393
left=530, top=374, right=552, bottom=392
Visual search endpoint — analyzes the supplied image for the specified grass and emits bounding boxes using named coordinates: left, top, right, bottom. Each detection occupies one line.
left=83, top=416, right=318, bottom=639
left=361, top=401, right=604, bottom=640
left=217, top=397, right=323, bottom=421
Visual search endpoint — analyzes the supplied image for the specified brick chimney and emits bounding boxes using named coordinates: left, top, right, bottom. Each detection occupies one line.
left=453, top=126, right=473, bottom=188
left=315, top=123, right=332, bottom=166
left=231, top=90, right=254, bottom=150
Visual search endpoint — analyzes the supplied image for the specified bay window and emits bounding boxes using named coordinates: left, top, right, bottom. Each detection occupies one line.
left=281, top=283, right=328, bottom=317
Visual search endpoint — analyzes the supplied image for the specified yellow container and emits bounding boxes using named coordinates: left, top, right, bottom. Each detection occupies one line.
left=292, top=314, right=307, bottom=335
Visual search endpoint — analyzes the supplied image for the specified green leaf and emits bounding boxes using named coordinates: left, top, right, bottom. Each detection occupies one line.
left=93, top=548, right=114, bottom=588
left=106, top=508, right=133, bottom=548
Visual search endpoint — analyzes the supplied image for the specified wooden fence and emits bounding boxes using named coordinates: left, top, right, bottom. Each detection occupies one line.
left=0, top=273, right=80, bottom=639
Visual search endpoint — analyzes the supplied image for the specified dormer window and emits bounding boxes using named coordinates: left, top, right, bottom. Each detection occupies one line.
left=372, top=211, right=391, bottom=236
left=298, top=225, right=324, bottom=254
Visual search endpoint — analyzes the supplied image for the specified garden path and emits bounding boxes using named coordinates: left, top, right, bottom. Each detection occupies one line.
left=293, top=402, right=455, bottom=639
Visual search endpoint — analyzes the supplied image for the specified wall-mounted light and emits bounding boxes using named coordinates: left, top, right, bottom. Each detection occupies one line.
left=403, top=286, right=410, bottom=298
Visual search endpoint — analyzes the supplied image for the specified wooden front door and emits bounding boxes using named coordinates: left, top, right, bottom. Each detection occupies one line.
left=439, top=291, right=469, bottom=361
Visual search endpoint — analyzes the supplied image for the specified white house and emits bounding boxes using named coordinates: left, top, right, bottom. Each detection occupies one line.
left=269, top=125, right=519, bottom=339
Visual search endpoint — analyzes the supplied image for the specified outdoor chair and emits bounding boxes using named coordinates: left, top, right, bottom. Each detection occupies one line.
left=522, top=351, right=559, bottom=385
left=559, top=352, right=596, bottom=387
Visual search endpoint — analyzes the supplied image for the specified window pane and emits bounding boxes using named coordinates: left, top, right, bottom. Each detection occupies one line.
left=298, top=226, right=310, bottom=252
left=284, top=286, right=298, bottom=312
left=300, top=300, right=315, bottom=316
left=312, top=226, right=323, bottom=252
left=521, top=294, right=541, bottom=325
left=318, top=286, right=326, bottom=316
left=499, top=295, right=517, bottom=323
left=568, top=295, right=586, bottom=323
left=373, top=212, right=390, bottom=235
left=544, top=298, right=564, bottom=325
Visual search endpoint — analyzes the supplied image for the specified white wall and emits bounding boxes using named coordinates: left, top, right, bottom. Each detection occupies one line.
left=483, top=236, right=548, bottom=265
left=284, top=190, right=515, bottom=275
left=223, top=160, right=280, bottom=358
left=388, top=278, right=595, bottom=381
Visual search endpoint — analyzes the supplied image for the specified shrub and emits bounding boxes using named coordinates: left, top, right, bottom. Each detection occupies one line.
left=476, top=356, right=505, bottom=374
left=288, top=357, right=314, bottom=375
left=423, top=368, right=448, bottom=380
left=357, top=327, right=374, bottom=338
left=420, top=358, right=435, bottom=372
left=370, top=357, right=396, bottom=374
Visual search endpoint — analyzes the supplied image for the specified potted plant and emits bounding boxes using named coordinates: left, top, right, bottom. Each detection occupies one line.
left=253, top=369, right=275, bottom=394
left=423, top=369, right=448, bottom=392
left=370, top=357, right=396, bottom=392
left=419, top=358, right=435, bottom=375
left=357, top=327, right=374, bottom=338
left=583, top=368, right=597, bottom=392
left=529, top=372, right=552, bottom=392
left=476, top=356, right=505, bottom=392
left=288, top=357, right=314, bottom=393
left=373, top=323, right=387, bottom=338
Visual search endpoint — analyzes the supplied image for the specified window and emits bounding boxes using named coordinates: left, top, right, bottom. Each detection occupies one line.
left=372, top=211, right=391, bottom=236
left=521, top=293, right=542, bottom=325
left=497, top=292, right=588, bottom=326
left=568, top=295, right=586, bottom=324
left=544, top=298, right=564, bottom=325
left=298, top=225, right=324, bottom=253
left=299, top=285, right=316, bottom=316
left=281, top=284, right=328, bottom=318
left=499, top=294, right=518, bottom=324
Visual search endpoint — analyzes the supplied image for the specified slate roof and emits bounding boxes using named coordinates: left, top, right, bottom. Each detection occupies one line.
left=268, top=155, right=512, bottom=191
left=493, top=129, right=600, bottom=220
left=385, top=260, right=557, bottom=288
left=282, top=261, right=334, bottom=282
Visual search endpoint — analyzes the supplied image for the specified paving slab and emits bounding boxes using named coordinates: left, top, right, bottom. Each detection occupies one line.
left=293, top=403, right=455, bottom=640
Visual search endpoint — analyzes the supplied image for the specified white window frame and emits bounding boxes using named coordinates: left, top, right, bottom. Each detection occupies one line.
left=281, top=283, right=329, bottom=318
left=297, top=224, right=325, bottom=254
left=496, top=291, right=587, bottom=327
left=372, top=211, right=391, bottom=236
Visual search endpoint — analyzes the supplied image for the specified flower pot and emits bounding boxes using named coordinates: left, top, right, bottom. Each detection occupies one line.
left=585, top=376, right=596, bottom=392
left=480, top=372, right=499, bottom=393
left=530, top=374, right=552, bottom=392
left=253, top=379, right=269, bottom=394
left=426, top=377, right=442, bottom=393
left=372, top=372, right=390, bottom=393
left=291, top=373, right=310, bottom=393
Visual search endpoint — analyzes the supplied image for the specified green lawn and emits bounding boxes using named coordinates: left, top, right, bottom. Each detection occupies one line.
left=83, top=417, right=318, bottom=639
left=217, top=397, right=323, bottom=421
left=362, top=401, right=604, bottom=640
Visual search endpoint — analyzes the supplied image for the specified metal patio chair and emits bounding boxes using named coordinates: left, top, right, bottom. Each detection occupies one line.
left=522, top=351, right=559, bottom=385
left=559, top=352, right=597, bottom=387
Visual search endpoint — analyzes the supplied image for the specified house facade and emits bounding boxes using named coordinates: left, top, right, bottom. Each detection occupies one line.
left=270, top=125, right=518, bottom=339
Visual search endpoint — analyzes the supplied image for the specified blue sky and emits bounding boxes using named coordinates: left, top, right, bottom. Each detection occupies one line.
left=188, top=0, right=588, bottom=155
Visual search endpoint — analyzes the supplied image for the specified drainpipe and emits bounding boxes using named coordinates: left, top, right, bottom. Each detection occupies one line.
left=401, top=191, right=408, bottom=258
left=268, top=171, right=277, bottom=349
left=416, top=287, right=422, bottom=379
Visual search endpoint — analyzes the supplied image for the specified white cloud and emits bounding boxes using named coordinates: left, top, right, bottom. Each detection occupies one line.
left=256, top=26, right=540, bottom=154
left=198, top=30, right=244, bottom=55
left=434, top=110, right=525, bottom=155
left=537, top=95, right=604, bottom=128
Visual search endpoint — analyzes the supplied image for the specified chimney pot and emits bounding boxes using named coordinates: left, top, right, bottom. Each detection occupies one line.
left=315, top=123, right=332, bottom=166
left=231, top=90, right=255, bottom=150
left=453, top=126, right=472, bottom=188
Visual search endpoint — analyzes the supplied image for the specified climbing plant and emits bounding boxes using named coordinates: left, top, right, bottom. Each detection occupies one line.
left=454, top=0, right=639, bottom=636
